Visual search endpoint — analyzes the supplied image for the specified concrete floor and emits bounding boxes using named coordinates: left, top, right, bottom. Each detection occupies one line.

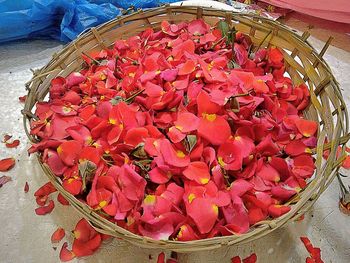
left=1, top=5, right=350, bottom=263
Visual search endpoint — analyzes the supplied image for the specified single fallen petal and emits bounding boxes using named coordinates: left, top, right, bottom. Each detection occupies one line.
left=0, top=175, right=12, bottom=187
left=59, top=242, right=76, bottom=262
left=73, top=218, right=96, bottom=242
left=35, top=200, right=55, bottom=215
left=174, top=112, right=200, bottom=133
left=2, top=134, right=12, bottom=143
left=295, top=118, right=318, bottom=137
left=19, top=95, right=27, bottom=103
left=24, top=182, right=29, bottom=193
left=187, top=197, right=218, bottom=234
left=157, top=252, right=165, bottom=263
left=0, top=157, right=16, bottom=172
left=256, top=163, right=280, bottom=183
left=268, top=204, right=290, bottom=218
left=62, top=177, right=82, bottom=196
left=36, top=195, right=48, bottom=206
left=231, top=256, right=242, bottom=263
left=160, top=139, right=190, bottom=168
left=285, top=140, right=309, bottom=156
left=300, top=236, right=314, bottom=254
left=188, top=19, right=210, bottom=35
left=72, top=234, right=101, bottom=257
left=230, top=179, right=254, bottom=197
left=149, top=167, right=172, bottom=184
left=183, top=161, right=210, bottom=185
left=176, top=224, right=199, bottom=241
left=217, top=141, right=243, bottom=171
left=51, top=227, right=65, bottom=243
left=57, top=141, right=83, bottom=166
left=306, top=257, right=316, bottom=263
left=5, top=139, right=20, bottom=148
left=339, top=192, right=350, bottom=216
left=178, top=60, right=196, bottom=75
left=34, top=182, right=57, bottom=197
left=57, top=193, right=70, bottom=206
left=342, top=155, right=350, bottom=169
left=242, top=253, right=257, bottom=263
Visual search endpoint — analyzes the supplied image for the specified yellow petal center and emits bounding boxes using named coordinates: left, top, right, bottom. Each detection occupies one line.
left=200, top=178, right=209, bottom=184
left=205, top=113, right=217, bottom=122
left=99, top=200, right=107, bottom=208
left=218, top=156, right=225, bottom=167
left=144, top=195, right=156, bottom=205
left=188, top=193, right=196, bottom=203
left=212, top=204, right=219, bottom=215
left=176, top=150, right=185, bottom=158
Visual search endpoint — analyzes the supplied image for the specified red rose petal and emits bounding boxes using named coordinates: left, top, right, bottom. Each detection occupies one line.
left=24, top=182, right=29, bottom=193
left=124, top=127, right=149, bottom=147
left=178, top=60, right=196, bottom=75
left=217, top=141, right=243, bottom=170
left=342, top=155, right=350, bottom=169
left=72, top=234, right=101, bottom=257
left=51, top=227, right=65, bottom=243
left=268, top=204, right=290, bottom=218
left=57, top=141, right=83, bottom=166
left=36, top=195, right=48, bottom=206
left=57, top=193, right=70, bottom=206
left=59, top=242, right=75, bottom=262
left=35, top=200, right=55, bottom=215
left=0, top=157, right=15, bottom=172
left=230, top=179, right=254, bottom=197
left=174, top=112, right=199, bottom=133
left=188, top=19, right=210, bottom=35
left=62, top=177, right=82, bottom=196
left=231, top=256, right=242, bottom=263
left=0, top=175, right=12, bottom=187
left=19, top=95, right=27, bottom=103
left=2, top=134, right=12, bottom=143
left=73, top=218, right=96, bottom=242
left=149, top=167, right=172, bottom=184
left=183, top=161, right=210, bottom=185
left=285, top=140, right=310, bottom=156
left=5, top=139, right=20, bottom=148
left=157, top=252, right=165, bottom=263
left=197, top=91, right=221, bottom=115
left=160, top=139, right=190, bottom=168
left=295, top=119, right=318, bottom=137
left=268, top=47, right=284, bottom=65
left=198, top=114, right=231, bottom=146
left=256, top=163, right=280, bottom=182
left=34, top=182, right=57, bottom=197
left=176, top=224, right=199, bottom=241
left=47, top=150, right=67, bottom=175
left=242, top=253, right=257, bottom=263
left=187, top=198, right=218, bottom=234
left=167, top=126, right=186, bottom=143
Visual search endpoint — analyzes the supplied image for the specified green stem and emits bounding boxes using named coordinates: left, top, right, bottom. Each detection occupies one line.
left=124, top=89, right=145, bottom=103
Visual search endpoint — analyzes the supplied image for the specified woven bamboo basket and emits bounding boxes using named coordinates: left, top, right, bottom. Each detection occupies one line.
left=23, top=5, right=350, bottom=252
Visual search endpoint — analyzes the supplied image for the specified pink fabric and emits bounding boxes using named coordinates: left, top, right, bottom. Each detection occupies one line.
left=260, top=0, right=350, bottom=23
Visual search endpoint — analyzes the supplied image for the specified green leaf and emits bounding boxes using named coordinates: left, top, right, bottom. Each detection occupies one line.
left=183, top=135, right=197, bottom=153
left=228, top=97, right=240, bottom=113
left=131, top=143, right=148, bottom=159
left=79, top=160, right=97, bottom=191
left=134, top=159, right=152, bottom=173
left=229, top=26, right=237, bottom=44
left=217, top=21, right=230, bottom=40
left=110, top=95, right=123, bottom=105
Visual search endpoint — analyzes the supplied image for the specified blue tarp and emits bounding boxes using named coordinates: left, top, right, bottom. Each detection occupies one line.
left=0, top=0, right=177, bottom=43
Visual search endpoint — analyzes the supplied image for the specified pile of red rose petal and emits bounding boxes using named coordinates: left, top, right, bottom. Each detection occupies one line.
left=29, top=19, right=319, bottom=242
